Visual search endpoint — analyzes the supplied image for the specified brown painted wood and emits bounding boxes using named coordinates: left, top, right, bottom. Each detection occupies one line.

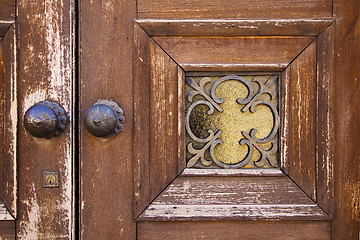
left=138, top=175, right=329, bottom=221
left=0, top=221, right=15, bottom=239
left=137, top=19, right=333, bottom=37
left=0, top=0, right=15, bottom=22
left=332, top=0, right=360, bottom=238
left=0, top=25, right=16, bottom=218
left=134, top=24, right=152, bottom=217
left=281, top=67, right=291, bottom=173
left=138, top=0, right=332, bottom=20
left=316, top=24, right=335, bottom=217
left=152, top=37, right=314, bottom=71
left=149, top=40, right=179, bottom=204
left=16, top=0, right=75, bottom=238
left=0, top=22, right=13, bottom=37
left=138, top=221, right=331, bottom=240
left=134, top=25, right=184, bottom=217
left=177, top=67, right=186, bottom=174
left=286, top=40, right=317, bottom=201
left=79, top=0, right=136, bottom=238
left=182, top=168, right=285, bottom=177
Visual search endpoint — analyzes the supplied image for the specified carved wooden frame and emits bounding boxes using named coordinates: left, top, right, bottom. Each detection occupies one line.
left=133, top=19, right=334, bottom=222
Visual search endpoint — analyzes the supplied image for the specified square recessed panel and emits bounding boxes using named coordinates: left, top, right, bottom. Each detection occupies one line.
left=185, top=73, right=279, bottom=169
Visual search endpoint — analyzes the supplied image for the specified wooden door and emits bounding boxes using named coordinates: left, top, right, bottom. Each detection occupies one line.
left=0, top=0, right=359, bottom=239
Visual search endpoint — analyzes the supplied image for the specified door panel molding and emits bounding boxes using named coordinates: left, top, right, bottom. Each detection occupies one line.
left=136, top=19, right=333, bottom=37
left=133, top=20, right=335, bottom=225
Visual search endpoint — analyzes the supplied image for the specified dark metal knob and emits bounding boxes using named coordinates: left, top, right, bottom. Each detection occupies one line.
left=23, top=100, right=67, bottom=139
left=84, top=100, right=125, bottom=138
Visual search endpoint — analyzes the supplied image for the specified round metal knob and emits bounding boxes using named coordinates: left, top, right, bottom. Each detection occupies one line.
left=23, top=100, right=67, bottom=139
left=84, top=100, right=125, bottom=138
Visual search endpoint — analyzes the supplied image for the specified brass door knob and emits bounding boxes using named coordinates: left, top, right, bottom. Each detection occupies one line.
left=84, top=100, right=125, bottom=138
left=23, top=100, right=67, bottom=139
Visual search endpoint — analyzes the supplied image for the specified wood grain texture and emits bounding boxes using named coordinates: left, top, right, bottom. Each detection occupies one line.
left=0, top=202, right=13, bottom=220
left=0, top=25, right=16, bottom=218
left=138, top=0, right=332, bottom=19
left=149, top=40, right=179, bottom=204
left=287, top=40, right=317, bottom=201
left=0, top=0, right=16, bottom=22
left=134, top=27, right=185, bottom=218
left=138, top=221, right=331, bottom=240
left=138, top=175, right=329, bottom=221
left=0, top=220, right=15, bottom=240
left=137, top=19, right=333, bottom=37
left=152, top=37, right=314, bottom=71
left=316, top=24, right=334, bottom=217
left=134, top=24, right=152, bottom=218
left=79, top=0, right=136, bottom=238
left=0, top=22, right=13, bottom=37
left=332, top=0, right=360, bottom=238
left=182, top=168, right=284, bottom=177
left=281, top=67, right=291, bottom=173
left=17, top=0, right=75, bottom=238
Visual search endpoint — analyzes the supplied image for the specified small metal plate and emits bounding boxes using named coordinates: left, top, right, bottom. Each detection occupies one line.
left=43, top=171, right=59, bottom=188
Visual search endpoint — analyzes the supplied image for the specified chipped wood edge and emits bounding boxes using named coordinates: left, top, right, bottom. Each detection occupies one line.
left=0, top=24, right=18, bottom=218
left=0, top=20, right=15, bottom=37
left=136, top=19, right=334, bottom=37
left=0, top=203, right=14, bottom=221
left=137, top=204, right=330, bottom=221
left=181, top=168, right=285, bottom=177
left=180, top=63, right=287, bottom=72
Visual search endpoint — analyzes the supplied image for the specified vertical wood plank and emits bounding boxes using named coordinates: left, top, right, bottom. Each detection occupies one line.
left=332, top=0, right=360, bottom=238
left=177, top=67, right=185, bottom=174
left=287, top=41, right=317, bottom=201
left=281, top=67, right=291, bottom=173
left=134, top=24, right=151, bottom=217
left=16, top=0, right=75, bottom=238
left=149, top=41, right=178, bottom=202
left=317, top=24, right=334, bottom=217
left=0, top=25, right=16, bottom=218
left=79, top=0, right=136, bottom=238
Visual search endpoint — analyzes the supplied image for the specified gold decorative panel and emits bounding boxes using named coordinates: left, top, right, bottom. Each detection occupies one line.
left=185, top=74, right=279, bottom=168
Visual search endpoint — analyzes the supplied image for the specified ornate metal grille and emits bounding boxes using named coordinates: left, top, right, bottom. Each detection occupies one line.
left=185, top=74, right=280, bottom=168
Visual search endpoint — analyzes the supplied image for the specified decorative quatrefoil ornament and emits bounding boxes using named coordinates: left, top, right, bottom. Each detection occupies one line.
left=185, top=74, right=280, bottom=169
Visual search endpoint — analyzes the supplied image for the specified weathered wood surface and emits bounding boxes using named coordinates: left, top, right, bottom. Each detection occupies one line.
left=0, top=220, right=15, bottom=240
left=134, top=25, right=185, bottom=217
left=0, top=0, right=15, bottom=22
left=133, top=24, right=152, bottom=218
left=79, top=0, right=136, bottom=238
left=137, top=19, right=333, bottom=37
left=138, top=0, right=332, bottom=19
left=285, top=40, right=317, bottom=201
left=0, top=25, right=16, bottom=218
left=16, top=0, right=75, bottom=238
left=181, top=168, right=284, bottom=177
left=332, top=0, right=360, bottom=238
left=0, top=22, right=13, bottom=37
left=281, top=67, right=291, bottom=173
left=138, top=175, right=329, bottom=221
left=0, top=202, right=13, bottom=220
left=316, top=24, right=334, bottom=217
left=152, top=37, right=314, bottom=72
left=138, top=221, right=331, bottom=240
left=149, top=40, right=179, bottom=208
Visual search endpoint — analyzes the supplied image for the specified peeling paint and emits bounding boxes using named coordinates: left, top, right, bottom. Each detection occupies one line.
left=19, top=184, right=41, bottom=239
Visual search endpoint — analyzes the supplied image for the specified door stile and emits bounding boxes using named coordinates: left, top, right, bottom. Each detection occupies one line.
left=16, top=0, right=76, bottom=238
